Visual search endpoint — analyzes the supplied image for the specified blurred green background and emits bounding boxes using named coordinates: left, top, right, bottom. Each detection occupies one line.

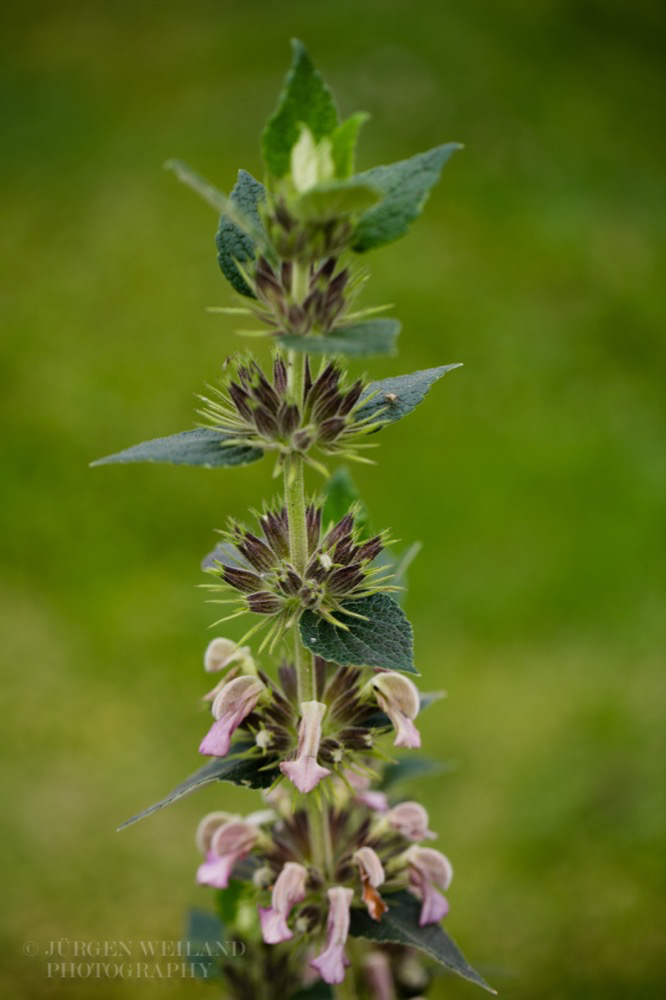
left=2, top=0, right=664, bottom=997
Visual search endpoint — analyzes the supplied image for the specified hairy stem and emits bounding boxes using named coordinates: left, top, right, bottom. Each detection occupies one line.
left=308, top=797, right=334, bottom=879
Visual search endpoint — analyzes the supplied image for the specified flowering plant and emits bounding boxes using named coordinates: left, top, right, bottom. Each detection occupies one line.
left=95, top=40, right=494, bottom=999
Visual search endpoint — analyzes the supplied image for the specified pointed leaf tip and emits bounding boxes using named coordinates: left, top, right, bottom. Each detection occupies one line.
left=352, top=142, right=462, bottom=252
left=349, top=890, right=495, bottom=993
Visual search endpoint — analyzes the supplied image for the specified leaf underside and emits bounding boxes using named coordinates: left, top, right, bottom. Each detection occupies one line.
left=91, top=429, right=263, bottom=469
left=279, top=318, right=400, bottom=358
left=216, top=169, right=266, bottom=297
left=352, top=142, right=462, bottom=252
left=350, top=891, right=495, bottom=994
left=355, top=364, right=462, bottom=427
left=300, top=593, right=416, bottom=674
left=117, top=743, right=279, bottom=830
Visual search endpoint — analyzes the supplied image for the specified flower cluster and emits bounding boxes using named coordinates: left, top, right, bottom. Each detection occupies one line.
left=248, top=256, right=353, bottom=336
left=202, top=503, right=396, bottom=650
left=199, top=354, right=384, bottom=476
left=194, top=791, right=453, bottom=985
left=197, top=637, right=424, bottom=795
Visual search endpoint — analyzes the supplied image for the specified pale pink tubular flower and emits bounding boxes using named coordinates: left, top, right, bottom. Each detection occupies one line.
left=199, top=676, right=265, bottom=757
left=372, top=673, right=421, bottom=749
left=405, top=846, right=453, bottom=926
left=386, top=802, right=436, bottom=841
left=203, top=637, right=254, bottom=701
left=258, top=861, right=308, bottom=944
left=196, top=818, right=258, bottom=889
left=354, top=846, right=387, bottom=921
left=362, top=951, right=397, bottom=1000
left=280, top=701, right=331, bottom=793
left=310, top=886, right=354, bottom=985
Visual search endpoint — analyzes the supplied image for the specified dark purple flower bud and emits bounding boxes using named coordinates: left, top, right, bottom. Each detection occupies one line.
left=261, top=511, right=289, bottom=558
left=327, top=268, right=349, bottom=300
left=227, top=381, right=253, bottom=421
left=237, top=532, right=277, bottom=573
left=313, top=387, right=344, bottom=425
left=356, top=536, right=384, bottom=563
left=250, top=365, right=281, bottom=410
left=306, top=504, right=322, bottom=553
left=327, top=565, right=365, bottom=595
left=318, top=416, right=346, bottom=444
left=326, top=514, right=355, bottom=547
left=309, top=362, right=340, bottom=405
left=287, top=304, right=306, bottom=332
left=312, top=257, right=337, bottom=285
left=293, top=429, right=313, bottom=452
left=223, top=566, right=264, bottom=593
left=246, top=591, right=283, bottom=615
left=337, top=379, right=364, bottom=416
left=281, top=260, right=292, bottom=288
left=332, top=539, right=356, bottom=565
left=277, top=568, right=302, bottom=596
left=302, top=356, right=313, bottom=403
left=272, top=356, right=288, bottom=395
left=278, top=403, right=301, bottom=437
left=253, top=405, right=279, bottom=438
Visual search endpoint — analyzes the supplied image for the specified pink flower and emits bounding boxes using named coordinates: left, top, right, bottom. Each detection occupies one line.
left=199, top=676, right=264, bottom=756
left=354, top=846, right=387, bottom=921
left=202, top=637, right=254, bottom=701
left=258, top=861, right=308, bottom=944
left=405, top=846, right=453, bottom=926
left=372, top=673, right=421, bottom=749
left=345, top=771, right=389, bottom=813
left=310, top=886, right=354, bottom=985
left=280, top=701, right=331, bottom=793
left=386, top=802, right=436, bottom=841
left=196, top=817, right=258, bottom=889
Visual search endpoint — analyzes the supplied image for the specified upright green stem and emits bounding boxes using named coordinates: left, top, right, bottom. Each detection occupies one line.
left=284, top=258, right=335, bottom=881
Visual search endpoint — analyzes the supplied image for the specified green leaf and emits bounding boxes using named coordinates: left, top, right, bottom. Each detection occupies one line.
left=300, top=593, right=416, bottom=674
left=331, top=112, right=370, bottom=178
left=352, top=143, right=462, bottom=252
left=216, top=170, right=266, bottom=297
left=278, top=318, right=400, bottom=358
left=381, top=755, right=452, bottom=790
left=185, top=909, right=224, bottom=979
left=262, top=39, right=339, bottom=178
left=323, top=466, right=370, bottom=535
left=215, top=880, right=250, bottom=926
left=90, top=429, right=263, bottom=469
left=294, top=179, right=381, bottom=222
left=354, top=364, right=462, bottom=428
left=349, top=891, right=495, bottom=994
left=289, top=983, right=334, bottom=1000
left=117, top=743, right=280, bottom=830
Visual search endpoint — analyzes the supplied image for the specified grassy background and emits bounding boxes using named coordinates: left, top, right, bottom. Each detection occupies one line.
left=1, top=1, right=664, bottom=997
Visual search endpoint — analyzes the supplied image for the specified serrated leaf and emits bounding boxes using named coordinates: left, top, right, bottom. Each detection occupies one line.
left=216, top=170, right=266, bottom=298
left=262, top=40, right=339, bottom=178
left=294, top=179, right=381, bottom=222
left=279, top=318, right=400, bottom=358
left=300, top=593, right=416, bottom=674
left=91, top=429, right=263, bottom=469
left=352, top=143, right=462, bottom=252
left=331, top=112, right=370, bottom=179
left=354, top=364, right=462, bottom=429
left=117, top=744, right=280, bottom=830
left=349, top=891, right=495, bottom=994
